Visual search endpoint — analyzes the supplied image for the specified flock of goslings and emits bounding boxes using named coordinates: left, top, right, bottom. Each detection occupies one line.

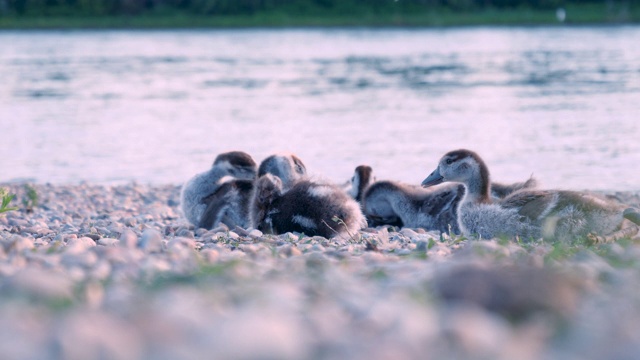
left=180, top=149, right=640, bottom=242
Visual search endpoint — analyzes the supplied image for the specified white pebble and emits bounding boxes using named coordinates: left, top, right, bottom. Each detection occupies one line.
left=98, top=238, right=119, bottom=247
left=249, top=229, right=263, bottom=238
left=66, top=237, right=97, bottom=253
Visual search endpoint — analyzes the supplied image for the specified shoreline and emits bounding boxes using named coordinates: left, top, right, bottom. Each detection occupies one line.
left=2, top=181, right=640, bottom=357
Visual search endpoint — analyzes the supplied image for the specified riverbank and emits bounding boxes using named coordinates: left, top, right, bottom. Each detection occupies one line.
left=0, top=3, right=637, bottom=29
left=1, top=181, right=640, bottom=358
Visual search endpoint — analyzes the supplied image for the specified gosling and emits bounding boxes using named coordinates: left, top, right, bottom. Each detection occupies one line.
left=250, top=174, right=367, bottom=238
left=422, top=149, right=640, bottom=242
left=180, top=151, right=257, bottom=228
left=345, top=164, right=537, bottom=233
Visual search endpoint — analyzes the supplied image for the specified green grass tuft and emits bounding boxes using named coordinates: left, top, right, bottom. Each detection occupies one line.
left=0, top=188, right=18, bottom=214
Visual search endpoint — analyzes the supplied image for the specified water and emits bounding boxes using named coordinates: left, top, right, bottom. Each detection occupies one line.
left=1, top=27, right=639, bottom=191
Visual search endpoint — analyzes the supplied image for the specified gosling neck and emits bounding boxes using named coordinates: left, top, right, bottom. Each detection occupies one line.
left=462, top=164, right=492, bottom=204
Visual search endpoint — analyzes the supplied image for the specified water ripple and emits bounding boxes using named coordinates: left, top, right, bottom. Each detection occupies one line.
left=1, top=27, right=640, bottom=190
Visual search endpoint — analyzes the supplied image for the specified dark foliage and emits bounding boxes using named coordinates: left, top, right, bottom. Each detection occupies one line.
left=0, top=0, right=620, bottom=16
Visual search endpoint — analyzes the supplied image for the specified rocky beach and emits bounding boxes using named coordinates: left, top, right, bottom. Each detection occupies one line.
left=1, top=182, right=640, bottom=359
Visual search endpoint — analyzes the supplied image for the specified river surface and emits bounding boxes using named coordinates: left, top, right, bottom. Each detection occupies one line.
left=1, top=27, right=639, bottom=191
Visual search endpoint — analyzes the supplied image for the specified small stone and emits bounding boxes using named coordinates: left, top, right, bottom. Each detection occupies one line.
left=228, top=231, right=240, bottom=240
left=8, top=218, right=29, bottom=227
left=400, top=228, right=419, bottom=238
left=176, top=228, right=195, bottom=239
left=55, top=311, right=143, bottom=360
left=66, top=237, right=97, bottom=253
left=8, top=268, right=73, bottom=300
left=310, top=244, right=325, bottom=252
left=118, top=229, right=138, bottom=249
left=61, top=224, right=78, bottom=233
left=195, top=228, right=209, bottom=237
left=84, top=282, right=105, bottom=309
left=124, top=217, right=137, bottom=227
left=306, top=252, right=327, bottom=269
left=62, top=250, right=98, bottom=268
left=148, top=204, right=176, bottom=219
left=2, top=235, right=35, bottom=253
left=22, top=226, right=49, bottom=235
left=201, top=249, right=219, bottom=263
left=211, top=223, right=229, bottom=233
left=82, top=233, right=101, bottom=241
left=90, top=260, right=112, bottom=280
left=138, top=229, right=163, bottom=252
left=95, top=226, right=110, bottom=235
left=98, top=238, right=119, bottom=247
left=249, top=229, right=263, bottom=238
left=278, top=245, right=302, bottom=257
left=137, top=214, right=154, bottom=222
left=239, top=244, right=259, bottom=257
left=233, top=226, right=250, bottom=236
left=213, top=232, right=227, bottom=241
left=434, top=265, right=584, bottom=318
left=415, top=240, right=428, bottom=252
left=167, top=237, right=196, bottom=251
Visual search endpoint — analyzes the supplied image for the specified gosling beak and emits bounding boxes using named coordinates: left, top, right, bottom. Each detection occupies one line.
left=421, top=168, right=444, bottom=187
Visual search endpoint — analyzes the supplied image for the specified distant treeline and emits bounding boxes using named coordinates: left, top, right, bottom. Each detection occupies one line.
left=0, top=0, right=621, bottom=16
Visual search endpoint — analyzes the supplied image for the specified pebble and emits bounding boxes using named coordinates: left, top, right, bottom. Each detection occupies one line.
left=211, top=223, right=229, bottom=233
left=7, top=267, right=74, bottom=300
left=232, top=226, right=250, bottom=236
left=98, top=238, right=120, bottom=247
left=139, top=229, right=163, bottom=253
left=62, top=250, right=98, bottom=268
left=66, top=237, right=97, bottom=253
left=278, top=245, right=302, bottom=258
left=8, top=218, right=29, bottom=227
left=434, top=265, right=584, bottom=318
left=2, top=235, right=35, bottom=253
left=249, top=229, right=263, bottom=238
left=167, top=237, right=196, bottom=251
left=400, top=228, right=419, bottom=238
left=200, top=249, right=219, bottom=263
left=118, top=229, right=138, bottom=248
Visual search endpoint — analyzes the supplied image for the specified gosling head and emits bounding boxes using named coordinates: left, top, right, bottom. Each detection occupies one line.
left=213, top=151, right=257, bottom=180
left=258, top=153, right=307, bottom=189
left=253, top=174, right=283, bottom=207
left=422, top=149, right=490, bottom=198
left=348, top=165, right=375, bottom=201
left=251, top=174, right=284, bottom=232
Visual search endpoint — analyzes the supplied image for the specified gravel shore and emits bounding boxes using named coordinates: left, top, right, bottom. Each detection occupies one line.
left=1, top=182, right=640, bottom=359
